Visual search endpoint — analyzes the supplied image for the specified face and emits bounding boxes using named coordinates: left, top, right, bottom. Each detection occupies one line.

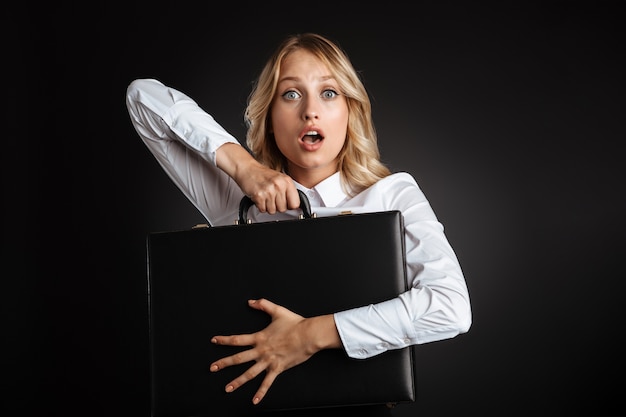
left=270, top=49, right=349, bottom=187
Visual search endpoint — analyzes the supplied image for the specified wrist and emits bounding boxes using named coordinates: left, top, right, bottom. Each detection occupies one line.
left=216, top=143, right=257, bottom=181
left=304, top=314, right=342, bottom=354
left=215, top=142, right=236, bottom=173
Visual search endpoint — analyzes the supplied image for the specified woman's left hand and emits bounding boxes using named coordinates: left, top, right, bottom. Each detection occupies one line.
left=209, top=298, right=340, bottom=405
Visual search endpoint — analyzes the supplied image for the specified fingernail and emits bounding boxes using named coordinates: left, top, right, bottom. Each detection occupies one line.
left=210, top=364, right=218, bottom=372
left=248, top=299, right=256, bottom=304
left=211, top=337, right=217, bottom=344
left=226, top=385, right=234, bottom=393
left=253, top=397, right=260, bottom=404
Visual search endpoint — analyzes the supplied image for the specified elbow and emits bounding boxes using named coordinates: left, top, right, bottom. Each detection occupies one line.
left=126, top=78, right=162, bottom=109
left=438, top=287, right=472, bottom=336
left=457, top=309, right=472, bottom=335
left=126, top=78, right=146, bottom=101
left=452, top=293, right=472, bottom=336
left=454, top=289, right=472, bottom=333
left=127, top=78, right=155, bottom=95
left=125, top=79, right=145, bottom=116
left=408, top=286, right=472, bottom=344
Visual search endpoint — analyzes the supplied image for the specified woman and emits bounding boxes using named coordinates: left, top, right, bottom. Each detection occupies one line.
left=126, top=33, right=471, bottom=408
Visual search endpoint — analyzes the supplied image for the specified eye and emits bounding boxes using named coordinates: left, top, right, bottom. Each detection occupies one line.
left=321, top=89, right=339, bottom=100
left=282, top=90, right=301, bottom=100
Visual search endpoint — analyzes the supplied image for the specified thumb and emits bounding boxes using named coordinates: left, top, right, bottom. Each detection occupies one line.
left=248, top=298, right=277, bottom=315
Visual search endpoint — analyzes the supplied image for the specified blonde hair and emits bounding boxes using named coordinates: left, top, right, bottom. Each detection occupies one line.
left=244, top=33, right=391, bottom=195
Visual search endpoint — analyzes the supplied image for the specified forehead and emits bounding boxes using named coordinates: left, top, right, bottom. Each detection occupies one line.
left=279, top=49, right=332, bottom=78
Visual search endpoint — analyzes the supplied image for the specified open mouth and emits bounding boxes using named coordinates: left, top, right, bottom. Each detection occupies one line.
left=302, top=131, right=324, bottom=144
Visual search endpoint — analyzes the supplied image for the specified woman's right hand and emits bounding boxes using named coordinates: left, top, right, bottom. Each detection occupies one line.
left=216, top=143, right=300, bottom=214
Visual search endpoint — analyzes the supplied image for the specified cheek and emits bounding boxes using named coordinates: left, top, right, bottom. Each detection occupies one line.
left=330, top=110, right=349, bottom=140
left=270, top=107, right=290, bottom=134
left=271, top=107, right=300, bottom=143
left=271, top=119, right=290, bottom=147
left=269, top=116, right=290, bottom=154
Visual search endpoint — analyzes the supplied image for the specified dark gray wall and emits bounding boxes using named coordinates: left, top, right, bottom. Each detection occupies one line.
left=8, top=2, right=624, bottom=416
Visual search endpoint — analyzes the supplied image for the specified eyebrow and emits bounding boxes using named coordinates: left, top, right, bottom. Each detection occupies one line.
left=277, top=75, right=335, bottom=84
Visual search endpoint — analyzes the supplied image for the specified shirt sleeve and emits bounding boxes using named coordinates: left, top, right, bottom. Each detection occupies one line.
left=333, top=173, right=472, bottom=359
left=125, top=78, right=244, bottom=226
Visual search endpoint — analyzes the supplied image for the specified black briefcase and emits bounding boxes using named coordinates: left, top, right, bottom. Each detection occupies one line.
left=147, top=191, right=415, bottom=417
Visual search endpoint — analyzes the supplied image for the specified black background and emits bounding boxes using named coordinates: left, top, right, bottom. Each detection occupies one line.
left=7, top=1, right=625, bottom=416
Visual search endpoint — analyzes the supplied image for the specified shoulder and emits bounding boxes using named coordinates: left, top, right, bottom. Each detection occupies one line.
left=354, top=172, right=427, bottom=209
left=345, top=172, right=437, bottom=219
left=377, top=172, right=419, bottom=187
left=370, top=172, right=422, bottom=198
left=378, top=172, right=435, bottom=214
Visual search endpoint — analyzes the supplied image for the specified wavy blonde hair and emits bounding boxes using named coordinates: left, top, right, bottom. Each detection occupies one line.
left=244, top=33, right=391, bottom=195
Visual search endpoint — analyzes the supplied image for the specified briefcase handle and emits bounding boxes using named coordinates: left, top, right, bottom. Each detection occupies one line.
left=238, top=189, right=313, bottom=224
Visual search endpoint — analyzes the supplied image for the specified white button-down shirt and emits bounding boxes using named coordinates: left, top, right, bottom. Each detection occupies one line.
left=126, top=78, right=472, bottom=359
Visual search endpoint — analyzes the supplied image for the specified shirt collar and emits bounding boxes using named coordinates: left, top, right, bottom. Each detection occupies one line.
left=295, top=172, right=348, bottom=208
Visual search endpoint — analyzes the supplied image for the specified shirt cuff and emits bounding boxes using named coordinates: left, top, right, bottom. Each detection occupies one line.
left=334, top=298, right=416, bottom=359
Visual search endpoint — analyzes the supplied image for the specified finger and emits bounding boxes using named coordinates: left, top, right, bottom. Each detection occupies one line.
left=248, top=298, right=278, bottom=315
left=249, top=190, right=268, bottom=214
left=209, top=345, right=258, bottom=372
left=211, top=333, right=255, bottom=347
left=252, top=371, right=279, bottom=405
left=286, top=186, right=300, bottom=210
left=253, top=197, right=266, bottom=213
left=223, top=361, right=268, bottom=394
left=274, top=180, right=298, bottom=212
left=273, top=192, right=288, bottom=213
left=265, top=196, right=277, bottom=214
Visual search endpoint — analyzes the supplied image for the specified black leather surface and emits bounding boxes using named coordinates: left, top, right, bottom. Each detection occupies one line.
left=147, top=210, right=414, bottom=417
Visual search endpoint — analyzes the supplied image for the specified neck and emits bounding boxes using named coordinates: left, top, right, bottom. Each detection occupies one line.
left=287, top=164, right=338, bottom=189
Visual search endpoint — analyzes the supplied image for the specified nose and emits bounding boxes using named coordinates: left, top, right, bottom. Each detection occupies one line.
left=302, top=95, right=319, bottom=120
